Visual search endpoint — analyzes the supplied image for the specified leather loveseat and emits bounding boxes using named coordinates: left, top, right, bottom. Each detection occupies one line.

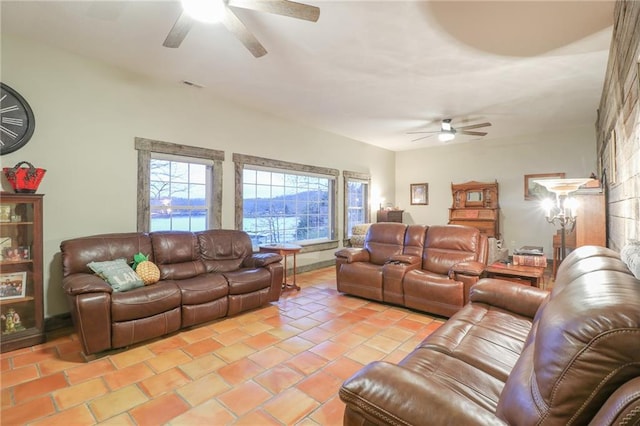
left=60, top=229, right=283, bottom=355
left=339, top=245, right=640, bottom=425
left=335, top=223, right=487, bottom=317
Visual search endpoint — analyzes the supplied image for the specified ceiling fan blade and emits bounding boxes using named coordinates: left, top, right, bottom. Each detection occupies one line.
left=163, top=12, right=195, bottom=48
left=456, top=122, right=492, bottom=131
left=411, top=134, right=437, bottom=142
left=406, top=130, right=439, bottom=134
left=222, top=8, right=268, bottom=58
left=459, top=131, right=488, bottom=136
left=228, top=0, right=320, bottom=22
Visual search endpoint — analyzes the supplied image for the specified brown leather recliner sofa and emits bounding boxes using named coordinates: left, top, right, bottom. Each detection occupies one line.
left=60, top=229, right=283, bottom=356
left=339, top=245, right=640, bottom=425
left=335, top=223, right=487, bottom=317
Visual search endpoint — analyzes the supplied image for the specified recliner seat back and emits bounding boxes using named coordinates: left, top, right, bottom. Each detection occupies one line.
left=364, top=223, right=408, bottom=265
left=150, top=231, right=206, bottom=280
left=197, top=229, right=253, bottom=273
left=422, top=225, right=483, bottom=274
left=61, top=232, right=153, bottom=276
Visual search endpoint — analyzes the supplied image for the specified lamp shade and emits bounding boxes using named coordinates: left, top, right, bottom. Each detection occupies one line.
left=532, top=178, right=594, bottom=195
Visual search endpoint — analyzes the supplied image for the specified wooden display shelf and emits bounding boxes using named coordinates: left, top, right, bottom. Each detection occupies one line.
left=0, top=296, right=35, bottom=306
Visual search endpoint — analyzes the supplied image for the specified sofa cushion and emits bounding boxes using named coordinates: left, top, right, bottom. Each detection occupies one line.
left=224, top=269, right=272, bottom=295
left=364, top=223, right=407, bottom=265
left=172, top=274, right=228, bottom=305
left=398, top=349, right=506, bottom=413
left=423, top=225, right=481, bottom=274
left=150, top=231, right=206, bottom=279
left=403, top=271, right=464, bottom=317
left=61, top=233, right=152, bottom=276
left=111, top=282, right=181, bottom=322
left=414, top=301, right=534, bottom=383
left=87, top=259, right=144, bottom=292
left=197, top=229, right=252, bottom=273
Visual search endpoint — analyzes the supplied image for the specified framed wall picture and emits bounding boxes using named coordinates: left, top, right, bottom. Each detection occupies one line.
left=0, top=272, right=27, bottom=300
left=524, top=173, right=565, bottom=200
left=410, top=183, right=428, bottom=205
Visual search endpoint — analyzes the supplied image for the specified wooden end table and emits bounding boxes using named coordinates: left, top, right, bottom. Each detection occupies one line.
left=485, top=262, right=546, bottom=288
left=259, top=243, right=302, bottom=291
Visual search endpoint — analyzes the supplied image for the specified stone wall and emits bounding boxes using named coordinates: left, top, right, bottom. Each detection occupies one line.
left=596, top=0, right=640, bottom=250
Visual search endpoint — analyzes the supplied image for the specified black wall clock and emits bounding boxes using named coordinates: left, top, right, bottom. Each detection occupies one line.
left=0, top=83, right=36, bottom=155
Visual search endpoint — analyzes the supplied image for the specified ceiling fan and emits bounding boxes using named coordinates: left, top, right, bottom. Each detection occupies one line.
left=407, top=119, right=492, bottom=143
left=163, top=0, right=320, bottom=58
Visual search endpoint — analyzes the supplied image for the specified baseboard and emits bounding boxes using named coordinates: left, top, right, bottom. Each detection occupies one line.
left=45, top=312, right=73, bottom=332
left=294, top=259, right=335, bottom=274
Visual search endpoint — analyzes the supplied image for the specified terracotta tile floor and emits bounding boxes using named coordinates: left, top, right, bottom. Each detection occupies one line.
left=0, top=267, right=446, bottom=425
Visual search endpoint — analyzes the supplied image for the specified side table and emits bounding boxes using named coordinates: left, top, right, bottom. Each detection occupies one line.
left=259, top=243, right=302, bottom=291
left=485, top=262, right=546, bottom=288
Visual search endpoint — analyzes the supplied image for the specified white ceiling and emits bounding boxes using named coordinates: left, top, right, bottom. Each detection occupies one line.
left=1, top=0, right=614, bottom=151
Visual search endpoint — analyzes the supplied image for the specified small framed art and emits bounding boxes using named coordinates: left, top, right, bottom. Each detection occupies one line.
left=18, top=246, right=30, bottom=260
left=0, top=272, right=27, bottom=300
left=2, top=247, right=23, bottom=261
left=0, top=205, right=11, bottom=223
left=410, top=183, right=428, bottom=205
left=524, top=173, right=565, bottom=200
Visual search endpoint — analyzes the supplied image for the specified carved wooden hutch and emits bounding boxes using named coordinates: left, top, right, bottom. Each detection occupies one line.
left=448, top=181, right=500, bottom=238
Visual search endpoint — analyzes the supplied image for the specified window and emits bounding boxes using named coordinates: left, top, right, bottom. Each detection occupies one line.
left=234, top=153, right=339, bottom=250
left=149, top=155, right=211, bottom=232
left=135, top=138, right=224, bottom=232
left=343, top=171, right=371, bottom=238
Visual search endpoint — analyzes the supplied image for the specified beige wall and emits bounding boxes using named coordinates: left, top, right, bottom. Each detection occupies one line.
left=395, top=125, right=598, bottom=256
left=1, top=35, right=396, bottom=318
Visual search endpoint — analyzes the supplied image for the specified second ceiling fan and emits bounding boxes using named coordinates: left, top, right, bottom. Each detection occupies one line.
left=408, top=119, right=492, bottom=142
left=163, top=0, right=320, bottom=58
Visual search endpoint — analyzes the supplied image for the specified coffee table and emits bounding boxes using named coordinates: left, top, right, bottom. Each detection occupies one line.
left=485, top=262, right=546, bottom=288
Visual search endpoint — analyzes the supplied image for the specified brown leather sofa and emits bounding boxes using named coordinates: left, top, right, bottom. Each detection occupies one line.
left=339, top=245, right=640, bottom=425
left=335, top=223, right=487, bottom=317
left=60, top=229, right=283, bottom=355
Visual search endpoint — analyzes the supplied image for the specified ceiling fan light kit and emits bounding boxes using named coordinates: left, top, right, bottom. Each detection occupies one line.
left=408, top=119, right=492, bottom=143
left=181, top=0, right=225, bottom=23
left=164, top=0, right=320, bottom=57
left=438, top=131, right=456, bottom=142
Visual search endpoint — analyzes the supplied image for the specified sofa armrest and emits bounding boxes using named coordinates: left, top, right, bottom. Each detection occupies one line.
left=470, top=278, right=549, bottom=318
left=340, top=361, right=507, bottom=426
left=449, top=260, right=485, bottom=278
left=387, top=254, right=421, bottom=266
left=589, top=377, right=640, bottom=426
left=243, top=253, right=283, bottom=268
left=62, top=273, right=113, bottom=296
left=335, top=248, right=370, bottom=263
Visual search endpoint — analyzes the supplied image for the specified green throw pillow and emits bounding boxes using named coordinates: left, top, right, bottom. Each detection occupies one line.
left=87, top=259, right=144, bottom=292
